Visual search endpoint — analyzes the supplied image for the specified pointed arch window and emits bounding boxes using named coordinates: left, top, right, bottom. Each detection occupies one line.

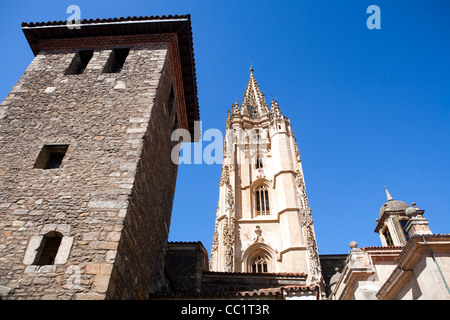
left=251, top=255, right=268, bottom=273
left=256, top=185, right=270, bottom=215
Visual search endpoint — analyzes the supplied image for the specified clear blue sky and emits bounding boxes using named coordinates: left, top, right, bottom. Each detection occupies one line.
left=1, top=0, right=449, bottom=255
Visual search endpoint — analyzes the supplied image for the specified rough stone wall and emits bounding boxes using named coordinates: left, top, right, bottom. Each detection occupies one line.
left=108, top=49, right=179, bottom=299
left=0, top=43, right=177, bottom=299
left=164, top=242, right=209, bottom=295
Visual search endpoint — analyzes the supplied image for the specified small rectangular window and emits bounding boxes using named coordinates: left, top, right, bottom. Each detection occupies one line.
left=65, top=50, right=94, bottom=75
left=34, top=145, right=69, bottom=170
left=167, top=87, right=175, bottom=115
left=102, top=48, right=130, bottom=73
left=33, top=232, right=63, bottom=266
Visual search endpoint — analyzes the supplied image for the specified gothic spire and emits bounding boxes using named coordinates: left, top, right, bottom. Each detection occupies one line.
left=242, top=66, right=269, bottom=117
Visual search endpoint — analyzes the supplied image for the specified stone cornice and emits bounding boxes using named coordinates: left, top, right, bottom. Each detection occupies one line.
left=374, top=209, right=425, bottom=233
left=376, top=234, right=450, bottom=300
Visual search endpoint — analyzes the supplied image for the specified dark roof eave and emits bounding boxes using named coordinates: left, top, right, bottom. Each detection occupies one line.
left=21, top=15, right=191, bottom=29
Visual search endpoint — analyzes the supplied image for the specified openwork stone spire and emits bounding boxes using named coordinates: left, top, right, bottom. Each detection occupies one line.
left=242, top=66, right=269, bottom=117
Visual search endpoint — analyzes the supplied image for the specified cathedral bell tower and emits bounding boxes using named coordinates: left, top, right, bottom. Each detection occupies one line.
left=209, top=67, right=323, bottom=285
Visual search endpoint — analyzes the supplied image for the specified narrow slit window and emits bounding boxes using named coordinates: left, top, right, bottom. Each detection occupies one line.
left=256, top=158, right=263, bottom=169
left=172, top=112, right=178, bottom=133
left=102, top=48, right=130, bottom=73
left=33, top=232, right=63, bottom=266
left=167, top=87, right=175, bottom=116
left=34, top=145, right=69, bottom=170
left=168, top=87, right=178, bottom=132
left=65, top=50, right=94, bottom=75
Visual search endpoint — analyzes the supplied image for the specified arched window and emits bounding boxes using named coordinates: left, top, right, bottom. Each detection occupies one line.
left=244, top=243, right=275, bottom=273
left=251, top=255, right=268, bottom=273
left=33, top=231, right=63, bottom=265
left=256, top=157, right=263, bottom=169
left=256, top=185, right=270, bottom=215
left=383, top=228, right=394, bottom=247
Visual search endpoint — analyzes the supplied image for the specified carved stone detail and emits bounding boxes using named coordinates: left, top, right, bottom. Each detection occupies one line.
left=253, top=225, right=264, bottom=243
left=209, top=223, right=219, bottom=270
left=219, top=165, right=229, bottom=187
left=295, top=170, right=322, bottom=284
left=223, top=217, right=235, bottom=272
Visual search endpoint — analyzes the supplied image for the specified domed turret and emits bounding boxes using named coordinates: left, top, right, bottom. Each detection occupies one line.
left=375, top=187, right=413, bottom=246
left=379, top=202, right=411, bottom=219
left=378, top=186, right=411, bottom=219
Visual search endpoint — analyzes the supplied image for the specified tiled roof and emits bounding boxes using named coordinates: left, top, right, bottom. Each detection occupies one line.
left=168, top=241, right=203, bottom=244
left=236, top=284, right=318, bottom=297
left=203, top=271, right=308, bottom=277
left=21, top=15, right=191, bottom=28
left=362, top=245, right=404, bottom=251
left=149, top=284, right=318, bottom=299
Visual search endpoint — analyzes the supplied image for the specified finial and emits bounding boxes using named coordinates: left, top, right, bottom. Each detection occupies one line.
left=249, top=63, right=254, bottom=74
left=349, top=241, right=358, bottom=249
left=384, top=186, right=394, bottom=202
left=231, top=99, right=240, bottom=115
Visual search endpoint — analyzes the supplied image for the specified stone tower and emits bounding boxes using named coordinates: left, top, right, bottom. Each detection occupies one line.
left=0, top=15, right=199, bottom=300
left=209, top=67, right=323, bottom=285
